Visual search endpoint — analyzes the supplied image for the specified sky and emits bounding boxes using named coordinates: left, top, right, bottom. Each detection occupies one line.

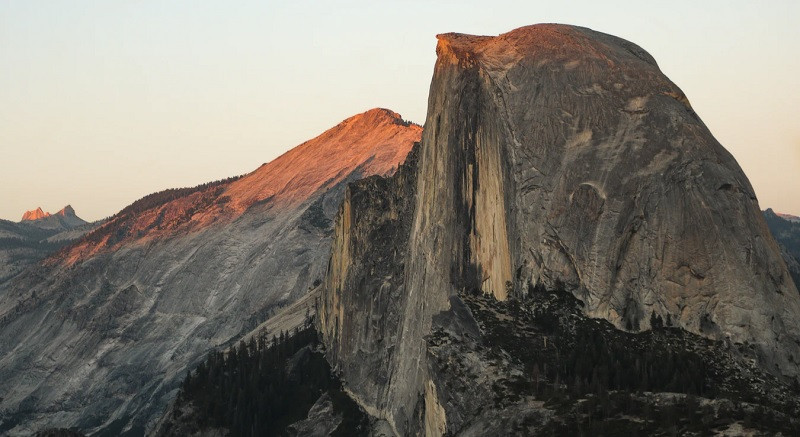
left=1, top=1, right=798, bottom=221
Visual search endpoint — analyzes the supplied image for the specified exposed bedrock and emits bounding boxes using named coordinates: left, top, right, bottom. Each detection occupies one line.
left=0, top=109, right=420, bottom=436
left=319, top=24, right=800, bottom=436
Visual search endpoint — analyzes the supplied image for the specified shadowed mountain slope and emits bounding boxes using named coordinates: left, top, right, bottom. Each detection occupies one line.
left=764, top=208, right=800, bottom=289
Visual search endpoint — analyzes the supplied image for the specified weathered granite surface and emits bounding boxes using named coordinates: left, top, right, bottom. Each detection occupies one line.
left=318, top=144, right=421, bottom=434
left=0, top=109, right=419, bottom=436
left=319, top=24, right=800, bottom=436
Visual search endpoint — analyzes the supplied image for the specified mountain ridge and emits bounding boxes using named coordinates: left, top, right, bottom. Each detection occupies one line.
left=764, top=208, right=800, bottom=290
left=19, top=205, right=87, bottom=230
left=21, top=207, right=50, bottom=221
left=53, top=108, right=420, bottom=266
left=772, top=209, right=800, bottom=223
left=4, top=21, right=799, bottom=436
left=20, top=205, right=80, bottom=221
left=0, top=108, right=420, bottom=436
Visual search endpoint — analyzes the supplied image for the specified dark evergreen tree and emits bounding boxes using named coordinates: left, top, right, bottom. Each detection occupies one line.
left=169, top=322, right=367, bottom=436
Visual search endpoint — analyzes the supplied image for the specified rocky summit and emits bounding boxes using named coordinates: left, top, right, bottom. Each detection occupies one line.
left=21, top=207, right=51, bottom=221
left=19, top=205, right=86, bottom=229
left=0, top=108, right=420, bottom=436
left=318, top=24, right=800, bottom=435
left=5, top=23, right=800, bottom=437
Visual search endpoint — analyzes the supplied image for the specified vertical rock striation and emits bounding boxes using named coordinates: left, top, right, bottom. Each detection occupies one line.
left=318, top=144, right=422, bottom=432
left=319, top=24, right=800, bottom=435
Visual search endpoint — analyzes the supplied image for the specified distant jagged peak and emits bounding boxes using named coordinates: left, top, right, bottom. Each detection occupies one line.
left=19, top=205, right=87, bottom=234
left=21, top=205, right=79, bottom=222
left=56, top=205, right=77, bottom=217
left=21, top=207, right=51, bottom=221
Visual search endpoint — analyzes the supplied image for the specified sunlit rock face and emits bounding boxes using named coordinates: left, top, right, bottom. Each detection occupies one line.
left=21, top=205, right=88, bottom=230
left=0, top=108, right=420, bottom=436
left=318, top=143, right=422, bottom=434
left=319, top=24, right=800, bottom=435
left=58, top=109, right=419, bottom=264
left=20, top=205, right=88, bottom=229
left=21, top=207, right=51, bottom=221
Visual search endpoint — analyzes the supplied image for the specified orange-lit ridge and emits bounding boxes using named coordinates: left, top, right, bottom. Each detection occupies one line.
left=21, top=205, right=77, bottom=221
left=21, top=207, right=51, bottom=221
left=56, top=108, right=421, bottom=264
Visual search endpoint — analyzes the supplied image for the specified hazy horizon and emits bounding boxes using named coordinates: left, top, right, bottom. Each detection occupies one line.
left=2, top=1, right=799, bottom=222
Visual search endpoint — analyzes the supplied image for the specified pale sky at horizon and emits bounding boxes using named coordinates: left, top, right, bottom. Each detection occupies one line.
left=1, top=1, right=798, bottom=221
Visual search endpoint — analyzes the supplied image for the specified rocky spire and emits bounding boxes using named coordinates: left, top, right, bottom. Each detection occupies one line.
left=56, top=205, right=77, bottom=217
left=21, top=207, right=51, bottom=221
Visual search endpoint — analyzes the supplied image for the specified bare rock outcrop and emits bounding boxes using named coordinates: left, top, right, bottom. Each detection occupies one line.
left=19, top=205, right=87, bottom=230
left=22, top=207, right=51, bottom=221
left=0, top=109, right=420, bottom=436
left=319, top=24, right=800, bottom=435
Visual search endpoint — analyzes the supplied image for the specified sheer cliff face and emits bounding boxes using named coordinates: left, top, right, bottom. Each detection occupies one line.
left=0, top=109, right=420, bottom=436
left=318, top=144, right=421, bottom=428
left=429, top=26, right=800, bottom=361
left=320, top=24, right=800, bottom=435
